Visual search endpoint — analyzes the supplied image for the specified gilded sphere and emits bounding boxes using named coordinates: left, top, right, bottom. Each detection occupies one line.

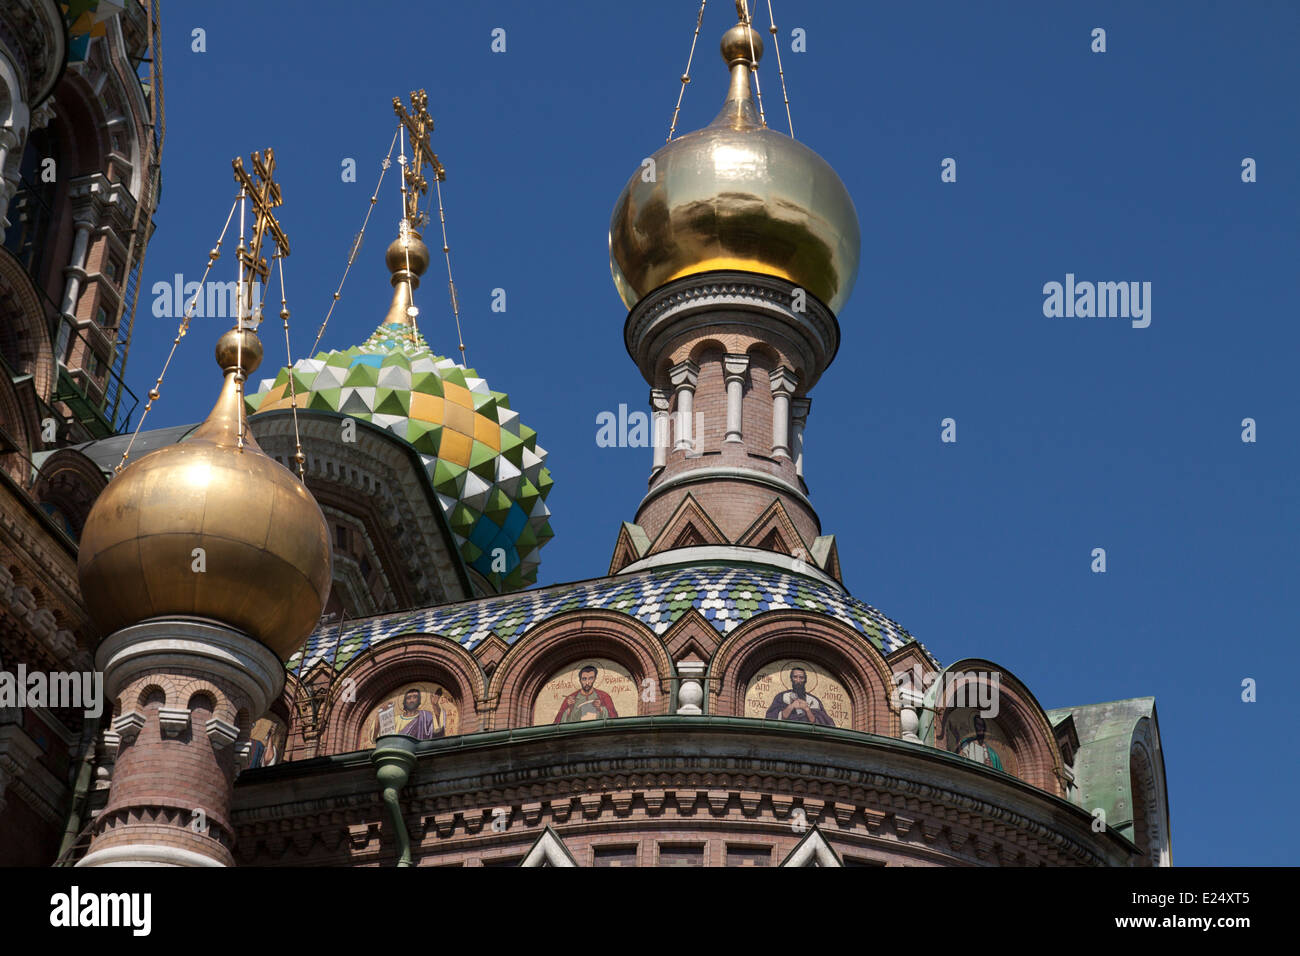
left=720, top=23, right=763, bottom=65
left=385, top=234, right=430, bottom=277
left=77, top=346, right=332, bottom=659
left=215, top=327, right=263, bottom=374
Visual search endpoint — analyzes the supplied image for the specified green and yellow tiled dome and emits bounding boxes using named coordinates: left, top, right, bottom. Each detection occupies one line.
left=246, top=246, right=553, bottom=591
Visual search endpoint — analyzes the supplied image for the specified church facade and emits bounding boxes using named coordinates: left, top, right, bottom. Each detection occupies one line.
left=0, top=7, right=1170, bottom=868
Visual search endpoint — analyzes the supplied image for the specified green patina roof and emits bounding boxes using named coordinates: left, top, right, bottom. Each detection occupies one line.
left=1046, top=697, right=1162, bottom=839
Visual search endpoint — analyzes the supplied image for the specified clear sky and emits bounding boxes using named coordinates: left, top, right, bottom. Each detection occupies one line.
left=130, top=1, right=1299, bottom=865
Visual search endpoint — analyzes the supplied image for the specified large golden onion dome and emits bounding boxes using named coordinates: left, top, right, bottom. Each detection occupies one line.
left=77, top=327, right=332, bottom=659
left=610, top=20, right=861, bottom=314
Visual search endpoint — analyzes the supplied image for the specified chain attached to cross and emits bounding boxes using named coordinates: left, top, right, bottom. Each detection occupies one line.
left=393, top=89, right=445, bottom=228
left=232, top=148, right=290, bottom=323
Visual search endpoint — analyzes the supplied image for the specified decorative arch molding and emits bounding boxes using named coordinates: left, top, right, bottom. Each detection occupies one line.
left=684, top=337, right=728, bottom=368
left=31, top=447, right=107, bottom=538
left=47, top=69, right=110, bottom=183
left=922, top=657, right=1065, bottom=797
left=1129, top=716, right=1171, bottom=867
left=0, top=245, right=56, bottom=403
left=320, top=633, right=488, bottom=755
left=490, top=609, right=673, bottom=729
left=0, top=369, right=34, bottom=484
left=707, top=610, right=898, bottom=736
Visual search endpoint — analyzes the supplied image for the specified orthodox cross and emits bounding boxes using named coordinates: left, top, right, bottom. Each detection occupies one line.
left=393, top=89, right=445, bottom=228
left=232, top=148, right=290, bottom=325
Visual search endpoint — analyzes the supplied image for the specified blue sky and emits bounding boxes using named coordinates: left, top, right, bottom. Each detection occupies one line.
left=132, top=1, right=1299, bottom=864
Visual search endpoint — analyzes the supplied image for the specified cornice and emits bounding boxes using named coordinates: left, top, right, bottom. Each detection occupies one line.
left=231, top=719, right=1133, bottom=867
left=624, top=271, right=840, bottom=388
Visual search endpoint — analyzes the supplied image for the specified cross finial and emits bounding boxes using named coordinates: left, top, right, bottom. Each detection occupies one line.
left=393, top=89, right=445, bottom=227
left=233, top=148, right=290, bottom=322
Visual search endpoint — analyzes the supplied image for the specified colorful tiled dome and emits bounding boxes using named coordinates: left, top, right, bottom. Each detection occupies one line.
left=290, top=565, right=934, bottom=674
left=247, top=316, right=553, bottom=591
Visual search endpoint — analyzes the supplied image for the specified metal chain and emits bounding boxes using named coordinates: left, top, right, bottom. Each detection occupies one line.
left=235, top=187, right=247, bottom=450
left=115, top=195, right=240, bottom=473
left=274, top=253, right=307, bottom=481
left=432, top=177, right=466, bottom=365
left=765, top=0, right=794, bottom=136
left=739, top=0, right=767, bottom=127
left=309, top=127, right=401, bottom=355
left=667, top=0, right=708, bottom=142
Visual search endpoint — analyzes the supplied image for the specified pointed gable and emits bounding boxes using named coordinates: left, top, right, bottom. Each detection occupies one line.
left=647, top=493, right=729, bottom=556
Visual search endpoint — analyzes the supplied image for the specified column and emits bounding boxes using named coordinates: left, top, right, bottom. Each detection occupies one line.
left=650, top=387, right=671, bottom=470
left=56, top=214, right=97, bottom=361
left=790, top=397, right=811, bottom=478
left=0, top=125, right=23, bottom=232
left=669, top=360, right=699, bottom=452
left=723, top=353, right=749, bottom=443
left=769, top=367, right=799, bottom=459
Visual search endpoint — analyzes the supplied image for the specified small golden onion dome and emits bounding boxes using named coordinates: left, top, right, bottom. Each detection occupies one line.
left=77, top=326, right=332, bottom=660
left=610, top=19, right=861, bottom=314
left=380, top=230, right=430, bottom=340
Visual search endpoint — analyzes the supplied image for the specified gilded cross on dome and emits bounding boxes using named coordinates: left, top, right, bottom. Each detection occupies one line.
left=232, top=148, right=290, bottom=322
left=393, top=89, right=445, bottom=226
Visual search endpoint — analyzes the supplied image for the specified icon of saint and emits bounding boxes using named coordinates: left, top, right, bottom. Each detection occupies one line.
left=393, top=688, right=446, bottom=740
left=954, top=713, right=1003, bottom=771
left=764, top=667, right=835, bottom=726
left=553, top=665, right=619, bottom=723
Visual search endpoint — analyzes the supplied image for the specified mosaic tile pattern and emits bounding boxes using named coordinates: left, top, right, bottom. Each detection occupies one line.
left=248, top=321, right=553, bottom=590
left=289, top=565, right=932, bottom=673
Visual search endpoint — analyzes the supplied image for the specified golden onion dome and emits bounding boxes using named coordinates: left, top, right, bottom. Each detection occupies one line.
left=610, top=20, right=861, bottom=315
left=77, top=327, right=332, bottom=659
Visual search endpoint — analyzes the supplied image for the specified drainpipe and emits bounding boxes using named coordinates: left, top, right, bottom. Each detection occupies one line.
left=371, top=734, right=417, bottom=867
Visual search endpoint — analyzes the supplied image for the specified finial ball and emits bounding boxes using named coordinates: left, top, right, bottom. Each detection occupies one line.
left=720, top=23, right=764, bottom=67
left=385, top=234, right=431, bottom=276
left=215, top=327, right=263, bottom=375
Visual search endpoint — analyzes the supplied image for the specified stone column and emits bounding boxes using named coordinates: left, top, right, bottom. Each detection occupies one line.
left=723, top=353, right=749, bottom=443
left=60, top=217, right=95, bottom=314
left=55, top=213, right=97, bottom=361
left=669, top=360, right=699, bottom=452
left=769, top=367, right=798, bottom=459
left=0, top=125, right=23, bottom=233
left=650, top=387, right=671, bottom=471
left=790, top=397, right=811, bottom=478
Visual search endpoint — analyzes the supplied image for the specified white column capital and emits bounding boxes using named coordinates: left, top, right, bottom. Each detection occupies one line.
left=112, top=710, right=146, bottom=741
left=157, top=707, right=191, bottom=738
left=723, top=352, right=750, bottom=382
left=669, top=359, right=699, bottom=390
left=205, top=717, right=240, bottom=749
left=769, top=366, right=799, bottom=397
